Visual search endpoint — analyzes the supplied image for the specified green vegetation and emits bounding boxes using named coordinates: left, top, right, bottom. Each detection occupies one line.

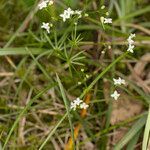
left=0, top=0, right=150, bottom=149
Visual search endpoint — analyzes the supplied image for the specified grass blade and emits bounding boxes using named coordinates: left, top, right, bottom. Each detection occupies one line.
left=56, top=74, right=75, bottom=149
left=2, top=83, right=56, bottom=150
left=39, top=112, right=67, bottom=150
left=142, top=105, right=150, bottom=150
left=127, top=129, right=141, bottom=150
left=114, top=115, right=147, bottom=150
left=0, top=48, right=48, bottom=55
left=114, top=5, right=150, bottom=23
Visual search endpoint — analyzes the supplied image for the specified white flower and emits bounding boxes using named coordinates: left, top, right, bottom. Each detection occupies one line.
left=101, top=50, right=105, bottom=54
left=111, top=90, right=120, bottom=100
left=80, top=102, right=89, bottom=109
left=41, top=22, right=50, bottom=33
left=74, top=98, right=83, bottom=106
left=103, top=18, right=112, bottom=24
left=60, top=8, right=82, bottom=22
left=70, top=97, right=83, bottom=110
left=38, top=0, right=53, bottom=10
left=60, top=13, right=68, bottom=22
left=113, top=77, right=126, bottom=85
left=48, top=0, right=54, bottom=5
left=60, top=7, right=74, bottom=22
left=127, top=44, right=135, bottom=53
left=38, top=1, right=47, bottom=10
left=74, top=10, right=82, bottom=18
left=129, top=33, right=136, bottom=39
left=70, top=102, right=77, bottom=110
left=66, top=7, right=74, bottom=16
left=127, top=33, right=136, bottom=53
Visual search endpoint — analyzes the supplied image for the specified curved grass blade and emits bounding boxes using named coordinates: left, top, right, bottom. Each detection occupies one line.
left=127, top=129, right=141, bottom=150
left=2, top=83, right=56, bottom=150
left=142, top=105, right=150, bottom=150
left=56, top=74, right=75, bottom=149
left=114, top=115, right=147, bottom=150
left=39, top=112, right=67, bottom=150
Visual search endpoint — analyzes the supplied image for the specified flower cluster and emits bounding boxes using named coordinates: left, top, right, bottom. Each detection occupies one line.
left=70, top=98, right=89, bottom=110
left=60, top=8, right=82, bottom=22
left=113, top=77, right=125, bottom=85
left=111, top=77, right=126, bottom=100
left=127, top=33, right=136, bottom=53
left=40, top=7, right=82, bottom=33
left=38, top=0, right=53, bottom=10
left=100, top=6, right=112, bottom=24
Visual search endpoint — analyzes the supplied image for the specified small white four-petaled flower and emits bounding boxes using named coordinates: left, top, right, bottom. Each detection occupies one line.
left=74, top=98, right=83, bottom=106
left=38, top=1, right=48, bottom=10
left=103, top=18, right=112, bottom=24
left=48, top=0, right=54, bottom=5
left=60, top=7, right=74, bottom=22
left=74, top=10, right=82, bottom=18
left=38, top=0, right=53, bottom=10
left=113, top=77, right=126, bottom=85
left=111, top=90, right=120, bottom=100
left=127, top=33, right=136, bottom=53
left=70, top=102, right=77, bottom=110
left=41, top=22, right=50, bottom=33
left=80, top=102, right=89, bottom=109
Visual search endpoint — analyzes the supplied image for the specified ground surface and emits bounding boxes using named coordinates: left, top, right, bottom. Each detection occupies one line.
left=0, top=0, right=150, bottom=149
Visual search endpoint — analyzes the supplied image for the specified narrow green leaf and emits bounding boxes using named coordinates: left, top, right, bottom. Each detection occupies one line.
left=114, top=115, right=147, bottom=150
left=142, top=105, right=150, bottom=150
left=56, top=74, right=75, bottom=149
left=0, top=48, right=48, bottom=55
left=115, top=5, right=150, bottom=23
left=2, top=83, right=56, bottom=150
left=39, top=112, right=67, bottom=150
left=127, top=129, right=141, bottom=150
left=26, top=48, right=53, bottom=81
